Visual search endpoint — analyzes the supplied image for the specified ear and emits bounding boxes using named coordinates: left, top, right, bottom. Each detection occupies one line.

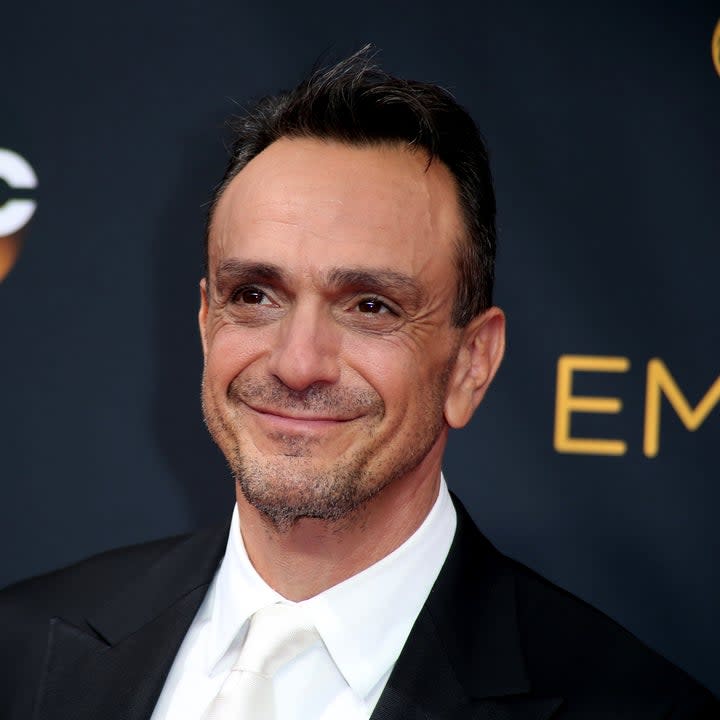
left=444, top=307, right=506, bottom=429
left=198, top=277, right=209, bottom=357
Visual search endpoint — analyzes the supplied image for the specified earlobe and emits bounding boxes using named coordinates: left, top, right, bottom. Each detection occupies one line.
left=444, top=307, right=506, bottom=429
left=198, top=278, right=209, bottom=357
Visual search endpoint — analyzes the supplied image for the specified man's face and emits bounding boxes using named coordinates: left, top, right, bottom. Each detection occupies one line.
left=200, top=138, right=474, bottom=527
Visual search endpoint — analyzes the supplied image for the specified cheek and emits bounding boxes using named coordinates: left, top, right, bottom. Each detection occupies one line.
left=205, top=325, right=268, bottom=386
left=348, top=334, right=457, bottom=432
left=342, top=336, right=429, bottom=415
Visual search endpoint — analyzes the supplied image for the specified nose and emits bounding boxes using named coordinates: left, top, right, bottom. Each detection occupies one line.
left=266, top=301, right=341, bottom=391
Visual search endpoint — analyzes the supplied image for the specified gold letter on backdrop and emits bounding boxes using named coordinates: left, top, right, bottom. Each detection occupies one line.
left=643, top=359, right=720, bottom=458
left=554, top=355, right=630, bottom=456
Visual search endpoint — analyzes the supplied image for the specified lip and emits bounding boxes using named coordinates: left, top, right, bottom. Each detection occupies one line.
left=246, top=405, right=359, bottom=433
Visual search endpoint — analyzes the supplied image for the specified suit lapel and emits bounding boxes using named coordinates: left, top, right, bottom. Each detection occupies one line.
left=371, top=498, right=563, bottom=720
left=33, top=523, right=229, bottom=720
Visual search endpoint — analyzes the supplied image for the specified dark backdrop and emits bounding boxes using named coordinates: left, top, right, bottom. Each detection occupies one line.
left=2, top=0, right=718, bottom=695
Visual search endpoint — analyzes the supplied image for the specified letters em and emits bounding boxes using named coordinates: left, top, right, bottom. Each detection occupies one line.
left=553, top=355, right=720, bottom=457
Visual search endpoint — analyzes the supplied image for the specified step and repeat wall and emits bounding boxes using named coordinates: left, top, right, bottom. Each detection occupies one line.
left=2, top=0, right=718, bottom=694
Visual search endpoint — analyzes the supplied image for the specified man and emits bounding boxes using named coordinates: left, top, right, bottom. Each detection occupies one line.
left=0, top=50, right=717, bottom=720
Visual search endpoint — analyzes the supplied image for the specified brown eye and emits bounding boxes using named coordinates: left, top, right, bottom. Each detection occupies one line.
left=357, top=298, right=388, bottom=314
left=237, top=288, right=266, bottom=304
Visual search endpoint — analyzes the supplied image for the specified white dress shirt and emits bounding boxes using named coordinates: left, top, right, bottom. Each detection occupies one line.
left=150, top=476, right=457, bottom=720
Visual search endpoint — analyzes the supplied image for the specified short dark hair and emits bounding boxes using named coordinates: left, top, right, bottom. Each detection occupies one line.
left=206, top=47, right=496, bottom=326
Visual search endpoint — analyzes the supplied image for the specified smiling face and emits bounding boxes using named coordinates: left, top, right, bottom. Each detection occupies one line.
left=200, top=137, right=502, bottom=528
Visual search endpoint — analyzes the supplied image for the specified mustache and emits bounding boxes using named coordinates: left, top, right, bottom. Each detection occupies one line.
left=229, top=376, right=383, bottom=415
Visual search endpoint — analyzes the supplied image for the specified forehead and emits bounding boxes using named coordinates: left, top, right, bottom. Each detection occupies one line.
left=208, top=137, right=463, bottom=281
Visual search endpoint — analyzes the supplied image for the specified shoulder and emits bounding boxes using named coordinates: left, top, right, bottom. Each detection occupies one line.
left=0, top=534, right=189, bottom=704
left=0, top=523, right=228, bottom=718
left=0, top=533, right=190, bottom=626
left=443, top=498, right=718, bottom=716
left=505, top=552, right=719, bottom=715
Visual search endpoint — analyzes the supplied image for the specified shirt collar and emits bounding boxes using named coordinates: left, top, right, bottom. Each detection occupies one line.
left=206, top=475, right=457, bottom=700
left=302, top=476, right=456, bottom=699
left=205, top=506, right=284, bottom=674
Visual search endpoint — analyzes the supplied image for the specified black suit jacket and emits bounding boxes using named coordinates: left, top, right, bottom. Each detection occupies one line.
left=1, top=498, right=717, bottom=719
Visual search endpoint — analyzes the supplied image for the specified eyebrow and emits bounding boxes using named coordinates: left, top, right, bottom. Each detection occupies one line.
left=213, top=259, right=424, bottom=306
left=325, top=267, right=424, bottom=306
left=213, top=259, right=286, bottom=294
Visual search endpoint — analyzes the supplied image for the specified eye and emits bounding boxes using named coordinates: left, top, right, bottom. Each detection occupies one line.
left=233, top=287, right=269, bottom=305
left=356, top=298, right=392, bottom=314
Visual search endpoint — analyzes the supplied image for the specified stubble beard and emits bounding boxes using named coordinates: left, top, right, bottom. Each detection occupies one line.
left=202, top=370, right=451, bottom=532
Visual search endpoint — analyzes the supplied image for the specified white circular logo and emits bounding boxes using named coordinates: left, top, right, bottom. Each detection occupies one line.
left=0, top=148, right=38, bottom=282
left=0, top=148, right=38, bottom=236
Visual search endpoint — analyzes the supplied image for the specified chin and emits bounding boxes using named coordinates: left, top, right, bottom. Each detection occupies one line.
left=231, top=452, right=384, bottom=530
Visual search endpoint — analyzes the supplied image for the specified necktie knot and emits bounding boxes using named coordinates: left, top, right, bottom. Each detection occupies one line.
left=235, top=602, right=318, bottom=677
left=201, top=602, right=318, bottom=720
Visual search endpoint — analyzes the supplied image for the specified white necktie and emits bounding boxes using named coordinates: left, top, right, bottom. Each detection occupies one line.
left=201, top=603, right=319, bottom=720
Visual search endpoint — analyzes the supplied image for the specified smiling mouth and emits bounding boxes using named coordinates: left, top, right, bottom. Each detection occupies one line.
left=247, top=405, right=360, bottom=432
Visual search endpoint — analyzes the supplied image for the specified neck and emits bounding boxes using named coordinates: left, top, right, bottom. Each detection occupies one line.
left=235, top=457, right=443, bottom=601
